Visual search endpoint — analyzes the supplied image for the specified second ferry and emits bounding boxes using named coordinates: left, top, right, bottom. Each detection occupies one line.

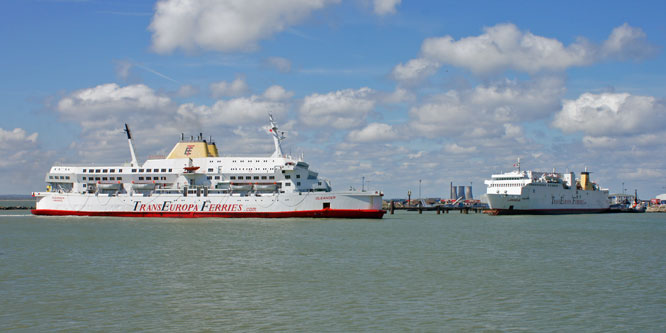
left=32, top=116, right=385, bottom=218
left=484, top=159, right=610, bottom=215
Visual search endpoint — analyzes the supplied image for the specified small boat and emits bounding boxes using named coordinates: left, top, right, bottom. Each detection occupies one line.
left=132, top=182, right=155, bottom=191
left=254, top=183, right=277, bottom=192
left=97, top=182, right=122, bottom=191
left=230, top=183, right=252, bottom=192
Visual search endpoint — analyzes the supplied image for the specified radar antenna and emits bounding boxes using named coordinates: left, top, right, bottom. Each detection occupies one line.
left=268, top=114, right=286, bottom=158
left=124, top=124, right=139, bottom=167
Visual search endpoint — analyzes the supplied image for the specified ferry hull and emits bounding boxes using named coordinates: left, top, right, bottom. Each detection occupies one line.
left=484, top=208, right=609, bottom=216
left=31, top=208, right=385, bottom=219
left=485, top=189, right=609, bottom=215
left=32, top=191, right=385, bottom=219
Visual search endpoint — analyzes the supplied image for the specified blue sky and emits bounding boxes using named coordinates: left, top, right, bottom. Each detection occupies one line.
left=1, top=0, right=666, bottom=198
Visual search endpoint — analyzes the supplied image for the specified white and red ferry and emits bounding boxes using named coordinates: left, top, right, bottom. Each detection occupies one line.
left=32, top=116, right=384, bottom=218
left=483, top=159, right=610, bottom=215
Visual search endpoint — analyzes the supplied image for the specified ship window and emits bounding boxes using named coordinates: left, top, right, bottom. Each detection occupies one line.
left=161, top=169, right=166, bottom=172
left=254, top=176, right=259, bottom=180
left=139, top=177, right=144, bottom=180
left=269, top=176, right=275, bottom=180
left=110, top=169, right=115, bottom=173
left=261, top=176, right=267, bottom=180
left=318, top=182, right=322, bottom=185
left=132, top=169, right=137, bottom=172
left=153, top=169, right=159, bottom=172
left=139, top=169, right=144, bottom=172
left=285, top=183, right=291, bottom=186
left=82, top=176, right=87, bottom=180
left=109, top=177, right=115, bottom=180
left=95, top=169, right=101, bottom=173
left=230, top=176, right=236, bottom=180
left=88, top=169, right=94, bottom=173
left=82, top=169, right=86, bottom=173
left=95, top=177, right=100, bottom=180
left=208, top=168, right=214, bottom=172
left=285, top=175, right=291, bottom=179
left=296, top=174, right=300, bottom=178
left=207, top=176, right=212, bottom=180
left=160, top=177, right=165, bottom=180
left=118, top=177, right=122, bottom=180
left=297, top=182, right=301, bottom=186
left=168, top=169, right=172, bottom=172
left=118, top=169, right=122, bottom=173
left=245, top=176, right=251, bottom=180
left=83, top=184, right=86, bottom=187
left=102, top=177, right=108, bottom=181
left=49, top=176, right=53, bottom=179
left=103, top=169, right=108, bottom=173
left=214, top=176, right=220, bottom=180
left=145, top=169, right=151, bottom=173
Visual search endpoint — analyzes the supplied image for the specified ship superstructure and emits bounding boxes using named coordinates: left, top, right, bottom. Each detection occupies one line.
left=32, top=116, right=384, bottom=218
left=483, top=159, right=609, bottom=215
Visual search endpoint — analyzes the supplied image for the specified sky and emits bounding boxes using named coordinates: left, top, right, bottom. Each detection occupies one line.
left=1, top=0, right=666, bottom=198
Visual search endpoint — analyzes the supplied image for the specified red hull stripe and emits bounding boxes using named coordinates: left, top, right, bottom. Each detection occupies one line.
left=31, top=209, right=386, bottom=219
left=485, top=208, right=609, bottom=215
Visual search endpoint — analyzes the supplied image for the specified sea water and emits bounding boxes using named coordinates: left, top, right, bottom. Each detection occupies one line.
left=1, top=210, right=664, bottom=331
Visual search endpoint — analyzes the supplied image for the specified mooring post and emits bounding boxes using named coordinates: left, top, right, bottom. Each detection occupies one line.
left=437, top=206, right=441, bottom=214
left=390, top=200, right=395, bottom=214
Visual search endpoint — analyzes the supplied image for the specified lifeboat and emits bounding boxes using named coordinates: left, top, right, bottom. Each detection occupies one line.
left=230, top=183, right=252, bottom=192
left=254, top=183, right=277, bottom=192
left=97, top=182, right=122, bottom=191
left=131, top=182, right=155, bottom=191
left=183, top=166, right=200, bottom=172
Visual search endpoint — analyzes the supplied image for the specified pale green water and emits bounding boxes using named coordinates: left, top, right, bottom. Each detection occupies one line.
left=1, top=210, right=664, bottom=332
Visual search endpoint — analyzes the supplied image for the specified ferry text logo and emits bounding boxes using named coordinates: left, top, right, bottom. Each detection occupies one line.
left=133, top=201, right=243, bottom=212
left=184, top=145, right=195, bottom=156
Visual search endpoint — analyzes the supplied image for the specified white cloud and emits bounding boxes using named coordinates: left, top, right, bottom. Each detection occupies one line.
left=373, top=0, right=401, bottom=15
left=210, top=76, right=249, bottom=98
left=57, top=83, right=174, bottom=131
left=408, top=77, right=565, bottom=138
left=552, top=92, right=666, bottom=137
left=177, top=95, right=289, bottom=127
left=443, top=143, right=477, bottom=154
left=114, top=60, right=133, bottom=81
left=263, top=85, right=294, bottom=101
left=391, top=58, right=440, bottom=83
left=300, top=87, right=376, bottom=129
left=601, top=23, right=656, bottom=60
left=149, top=0, right=338, bottom=53
left=175, top=84, right=199, bottom=97
left=347, top=123, right=397, bottom=142
left=0, top=128, right=38, bottom=152
left=393, top=23, right=654, bottom=79
left=0, top=127, right=50, bottom=193
left=382, top=87, right=415, bottom=104
left=266, top=56, right=292, bottom=73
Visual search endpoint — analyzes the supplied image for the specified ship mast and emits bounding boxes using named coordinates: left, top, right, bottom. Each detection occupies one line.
left=124, top=123, right=139, bottom=167
left=269, top=114, right=286, bottom=158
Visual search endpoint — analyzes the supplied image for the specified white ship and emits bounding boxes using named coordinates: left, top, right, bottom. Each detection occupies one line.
left=483, top=159, right=609, bottom=215
left=32, top=116, right=385, bottom=219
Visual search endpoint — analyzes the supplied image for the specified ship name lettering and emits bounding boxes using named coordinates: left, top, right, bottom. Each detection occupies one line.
left=316, top=196, right=336, bottom=200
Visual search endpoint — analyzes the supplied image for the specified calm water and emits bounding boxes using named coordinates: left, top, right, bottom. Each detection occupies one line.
left=1, top=210, right=664, bottom=332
